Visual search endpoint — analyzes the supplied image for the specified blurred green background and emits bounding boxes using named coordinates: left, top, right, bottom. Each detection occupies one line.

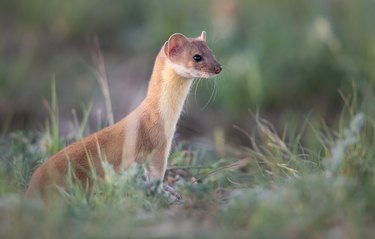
left=1, top=0, right=374, bottom=143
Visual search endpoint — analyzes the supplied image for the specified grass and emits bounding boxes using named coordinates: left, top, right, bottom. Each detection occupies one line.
left=0, top=82, right=374, bottom=238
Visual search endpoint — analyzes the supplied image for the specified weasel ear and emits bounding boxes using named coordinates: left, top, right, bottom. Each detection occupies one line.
left=199, top=31, right=206, bottom=42
left=164, top=33, right=188, bottom=57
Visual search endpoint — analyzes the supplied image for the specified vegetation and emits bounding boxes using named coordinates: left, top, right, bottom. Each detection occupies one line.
left=1, top=0, right=375, bottom=238
left=0, top=85, right=374, bottom=238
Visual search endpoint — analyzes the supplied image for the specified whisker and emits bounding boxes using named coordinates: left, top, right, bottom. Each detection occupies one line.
left=194, top=78, right=203, bottom=106
left=202, top=79, right=217, bottom=110
left=212, top=78, right=218, bottom=104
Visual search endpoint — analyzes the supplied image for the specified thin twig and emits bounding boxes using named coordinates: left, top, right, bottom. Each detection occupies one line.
left=167, top=165, right=214, bottom=170
left=91, top=36, right=114, bottom=126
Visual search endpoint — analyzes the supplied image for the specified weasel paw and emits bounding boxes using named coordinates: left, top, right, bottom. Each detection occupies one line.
left=163, top=184, right=183, bottom=203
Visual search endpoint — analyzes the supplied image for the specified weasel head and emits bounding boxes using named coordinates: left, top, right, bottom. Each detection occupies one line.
left=163, top=31, right=222, bottom=79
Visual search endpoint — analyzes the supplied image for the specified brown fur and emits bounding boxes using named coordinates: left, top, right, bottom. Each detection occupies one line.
left=26, top=32, right=221, bottom=198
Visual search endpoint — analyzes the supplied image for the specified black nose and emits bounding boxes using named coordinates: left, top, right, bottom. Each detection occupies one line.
left=214, top=64, right=222, bottom=74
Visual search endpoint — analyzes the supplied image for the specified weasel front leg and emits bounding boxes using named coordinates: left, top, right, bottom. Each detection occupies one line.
left=144, top=142, right=182, bottom=202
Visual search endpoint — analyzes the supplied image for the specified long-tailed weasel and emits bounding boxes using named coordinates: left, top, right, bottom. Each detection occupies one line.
left=26, top=31, right=222, bottom=199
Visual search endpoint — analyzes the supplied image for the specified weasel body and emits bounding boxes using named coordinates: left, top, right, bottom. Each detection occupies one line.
left=26, top=31, right=222, bottom=198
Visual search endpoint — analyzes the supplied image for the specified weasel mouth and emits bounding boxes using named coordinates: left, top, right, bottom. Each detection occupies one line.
left=201, top=64, right=222, bottom=78
left=207, top=65, right=223, bottom=77
left=197, top=71, right=220, bottom=79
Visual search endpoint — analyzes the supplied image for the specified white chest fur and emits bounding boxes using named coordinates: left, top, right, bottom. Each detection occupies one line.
left=159, top=66, right=193, bottom=139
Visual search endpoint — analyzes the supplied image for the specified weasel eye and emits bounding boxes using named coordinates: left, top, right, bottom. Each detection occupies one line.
left=193, top=54, right=202, bottom=62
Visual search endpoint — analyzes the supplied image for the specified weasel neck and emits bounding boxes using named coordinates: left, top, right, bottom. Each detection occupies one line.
left=143, top=51, right=193, bottom=139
